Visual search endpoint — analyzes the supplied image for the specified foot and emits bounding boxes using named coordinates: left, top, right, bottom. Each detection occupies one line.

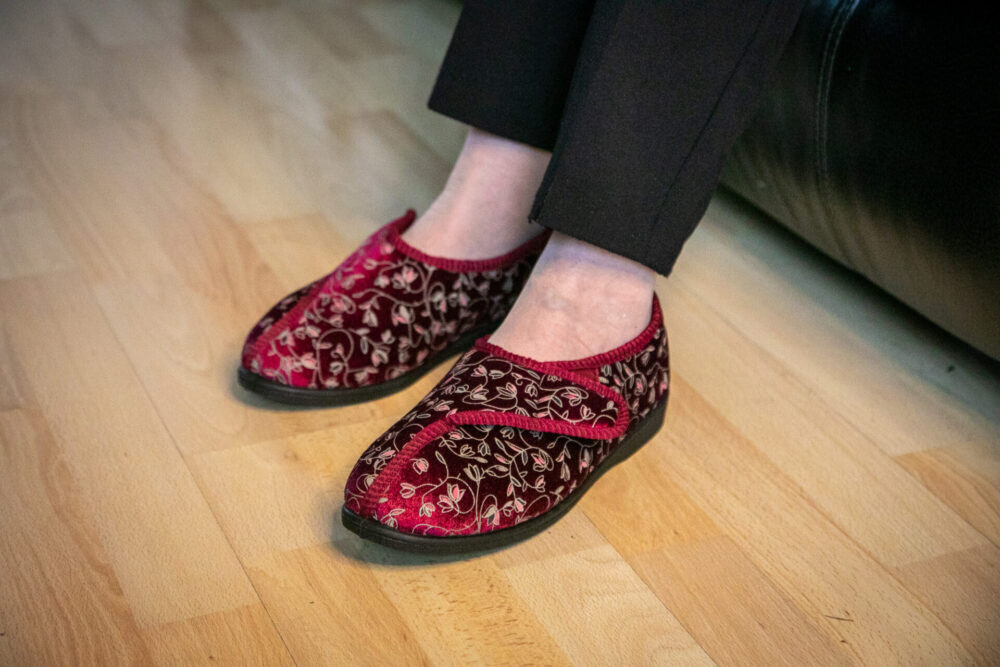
left=239, top=211, right=546, bottom=405
left=402, top=128, right=551, bottom=259
left=488, top=232, right=657, bottom=361
left=342, top=294, right=670, bottom=553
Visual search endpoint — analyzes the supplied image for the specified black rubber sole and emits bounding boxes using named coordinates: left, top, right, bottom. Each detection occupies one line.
left=237, top=322, right=497, bottom=407
left=341, top=398, right=668, bottom=554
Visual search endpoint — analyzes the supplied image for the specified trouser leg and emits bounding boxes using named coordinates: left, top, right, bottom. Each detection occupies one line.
left=429, top=0, right=806, bottom=276
left=427, top=0, right=595, bottom=151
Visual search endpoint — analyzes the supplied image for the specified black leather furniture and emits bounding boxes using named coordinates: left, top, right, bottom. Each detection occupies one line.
left=721, top=1, right=999, bottom=360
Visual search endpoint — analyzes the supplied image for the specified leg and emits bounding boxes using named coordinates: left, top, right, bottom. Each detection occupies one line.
left=342, top=0, right=808, bottom=550
left=402, top=1, right=595, bottom=260
left=400, top=127, right=550, bottom=259
left=493, top=0, right=807, bottom=360
left=531, top=0, right=808, bottom=277
left=239, top=3, right=592, bottom=401
left=415, top=0, right=663, bottom=359
left=489, top=232, right=656, bottom=360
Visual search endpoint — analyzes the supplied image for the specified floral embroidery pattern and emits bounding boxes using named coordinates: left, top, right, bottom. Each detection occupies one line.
left=344, top=310, right=670, bottom=537
left=343, top=345, right=623, bottom=512
left=242, top=211, right=544, bottom=390
left=242, top=280, right=320, bottom=360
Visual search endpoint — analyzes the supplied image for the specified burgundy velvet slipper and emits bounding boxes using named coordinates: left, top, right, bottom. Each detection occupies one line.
left=239, top=210, right=548, bottom=406
left=341, top=296, right=670, bottom=553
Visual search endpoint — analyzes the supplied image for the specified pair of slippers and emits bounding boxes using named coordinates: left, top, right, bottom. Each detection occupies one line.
left=239, top=211, right=670, bottom=554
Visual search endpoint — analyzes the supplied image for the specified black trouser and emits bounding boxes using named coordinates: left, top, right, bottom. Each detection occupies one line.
left=428, top=0, right=806, bottom=276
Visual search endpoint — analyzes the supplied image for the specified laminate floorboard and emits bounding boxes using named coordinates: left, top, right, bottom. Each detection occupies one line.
left=1, top=1, right=997, bottom=663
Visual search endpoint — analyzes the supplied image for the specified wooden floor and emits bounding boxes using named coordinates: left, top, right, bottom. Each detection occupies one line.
left=2, top=0, right=999, bottom=664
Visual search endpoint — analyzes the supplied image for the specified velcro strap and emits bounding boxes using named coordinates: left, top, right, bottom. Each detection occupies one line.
left=432, top=345, right=630, bottom=440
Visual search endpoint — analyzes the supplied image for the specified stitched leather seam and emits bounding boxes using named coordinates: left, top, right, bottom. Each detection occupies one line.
left=815, top=0, right=860, bottom=191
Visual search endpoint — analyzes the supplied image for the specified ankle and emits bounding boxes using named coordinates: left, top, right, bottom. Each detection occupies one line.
left=402, top=128, right=551, bottom=259
left=489, top=233, right=656, bottom=360
left=530, top=233, right=655, bottom=319
left=408, top=193, right=545, bottom=258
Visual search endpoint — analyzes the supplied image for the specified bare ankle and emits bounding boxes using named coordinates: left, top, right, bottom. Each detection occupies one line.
left=489, top=232, right=656, bottom=360
left=403, top=128, right=551, bottom=259
left=530, top=233, right=654, bottom=323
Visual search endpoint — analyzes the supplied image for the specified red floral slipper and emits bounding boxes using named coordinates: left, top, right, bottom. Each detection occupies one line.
left=239, top=211, right=548, bottom=405
left=341, top=295, right=670, bottom=553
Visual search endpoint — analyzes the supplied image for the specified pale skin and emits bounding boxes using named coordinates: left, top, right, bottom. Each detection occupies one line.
left=403, top=127, right=656, bottom=362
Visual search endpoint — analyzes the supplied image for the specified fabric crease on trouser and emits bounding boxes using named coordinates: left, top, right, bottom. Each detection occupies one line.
left=428, top=0, right=807, bottom=276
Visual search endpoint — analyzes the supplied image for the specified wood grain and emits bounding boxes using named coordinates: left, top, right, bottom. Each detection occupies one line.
left=894, top=544, right=1000, bottom=665
left=1, top=0, right=998, bottom=664
left=247, top=545, right=429, bottom=666
left=663, top=281, right=986, bottom=568
left=896, top=447, right=1000, bottom=547
left=505, top=545, right=713, bottom=665
left=140, top=604, right=293, bottom=666
left=630, top=536, right=850, bottom=666
left=0, top=274, right=258, bottom=627
left=0, top=410, right=151, bottom=665
left=648, top=375, right=973, bottom=663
